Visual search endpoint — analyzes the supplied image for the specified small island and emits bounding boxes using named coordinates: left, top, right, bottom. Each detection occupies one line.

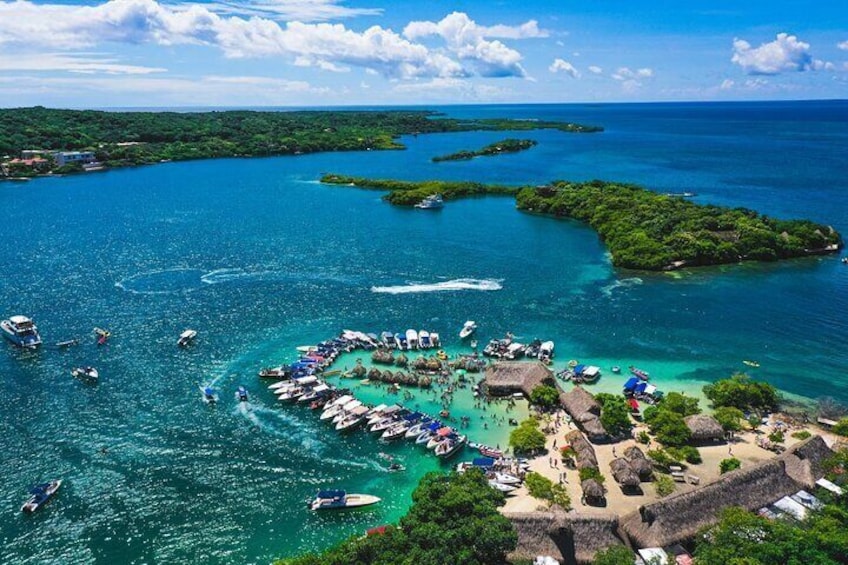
left=0, top=107, right=600, bottom=178
left=320, top=175, right=842, bottom=271
left=432, top=138, right=537, bottom=162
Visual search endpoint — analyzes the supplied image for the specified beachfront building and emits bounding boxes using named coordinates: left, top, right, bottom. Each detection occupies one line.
left=483, top=361, right=553, bottom=398
left=508, top=511, right=627, bottom=565
left=683, top=414, right=725, bottom=444
left=53, top=151, right=96, bottom=167
left=559, top=386, right=608, bottom=443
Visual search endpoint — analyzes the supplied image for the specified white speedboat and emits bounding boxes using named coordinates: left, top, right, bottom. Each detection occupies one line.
left=404, top=418, right=435, bottom=439
left=369, top=415, right=399, bottom=433
left=430, top=332, right=441, bottom=347
left=493, top=472, right=522, bottom=485
left=336, top=406, right=369, bottom=432
left=71, top=366, right=99, bottom=381
left=320, top=395, right=354, bottom=420
left=277, top=387, right=308, bottom=401
left=414, top=194, right=444, bottom=210
left=1, top=315, right=42, bottom=349
left=427, top=428, right=453, bottom=449
left=435, top=435, right=466, bottom=458
left=459, top=321, right=477, bottom=340
left=309, top=489, right=380, bottom=511
left=332, top=399, right=363, bottom=423
left=418, top=330, right=431, bottom=349
left=488, top=481, right=517, bottom=493
left=21, top=480, right=62, bottom=512
left=368, top=404, right=400, bottom=425
left=405, top=329, right=418, bottom=350
left=177, top=329, right=197, bottom=347
left=298, top=383, right=329, bottom=403
left=381, top=420, right=412, bottom=441
left=539, top=341, right=555, bottom=362
left=365, top=403, right=388, bottom=421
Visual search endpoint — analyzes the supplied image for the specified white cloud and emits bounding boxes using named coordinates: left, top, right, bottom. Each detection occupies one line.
left=611, top=67, right=653, bottom=81
left=0, top=1, right=527, bottom=80
left=403, top=12, right=538, bottom=77
left=0, top=52, right=165, bottom=74
left=587, top=65, right=602, bottom=74
left=186, top=0, right=381, bottom=22
left=392, top=77, right=508, bottom=101
left=837, top=40, right=848, bottom=50
left=548, top=58, right=579, bottom=78
left=719, top=78, right=734, bottom=90
left=731, top=33, right=831, bottom=75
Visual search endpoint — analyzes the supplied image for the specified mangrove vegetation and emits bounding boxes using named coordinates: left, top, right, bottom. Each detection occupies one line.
left=0, top=107, right=600, bottom=176
left=432, top=138, right=537, bottom=162
left=320, top=175, right=842, bottom=271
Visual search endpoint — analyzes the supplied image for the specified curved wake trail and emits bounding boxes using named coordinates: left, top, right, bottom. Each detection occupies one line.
left=371, top=278, right=503, bottom=294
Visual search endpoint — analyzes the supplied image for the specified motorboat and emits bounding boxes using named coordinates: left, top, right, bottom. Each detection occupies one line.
left=435, top=435, right=466, bottom=458
left=71, top=366, right=98, bottom=381
left=259, top=366, right=291, bottom=379
left=459, top=321, right=477, bottom=340
left=493, top=472, right=522, bottom=485
left=296, top=345, right=317, bottom=353
left=539, top=341, right=555, bottom=363
left=336, top=405, right=370, bottom=432
left=320, top=395, right=355, bottom=420
left=430, top=332, right=441, bottom=347
left=21, top=480, right=62, bottom=512
left=413, top=194, right=444, bottom=210
left=387, top=462, right=406, bottom=472
left=332, top=399, right=363, bottom=423
left=201, top=386, right=218, bottom=403
left=269, top=379, right=296, bottom=391
left=365, top=403, right=388, bottom=420
left=298, top=383, right=330, bottom=403
left=611, top=366, right=621, bottom=374
left=380, top=332, right=396, bottom=348
left=405, top=329, right=418, bottom=350
left=419, top=330, right=432, bottom=349
left=629, top=366, right=650, bottom=381
left=236, top=386, right=249, bottom=402
left=94, top=327, right=111, bottom=345
left=404, top=417, right=436, bottom=439
left=277, top=386, right=308, bottom=402
left=1, top=315, right=42, bottom=349
left=504, top=342, right=526, bottom=360
left=369, top=411, right=404, bottom=433
left=177, top=329, right=197, bottom=347
left=368, top=404, right=401, bottom=426
left=381, top=413, right=421, bottom=440
left=488, top=480, right=517, bottom=493
left=427, top=427, right=454, bottom=449
left=309, top=489, right=380, bottom=511
left=525, top=339, right=542, bottom=358
left=55, top=339, right=79, bottom=348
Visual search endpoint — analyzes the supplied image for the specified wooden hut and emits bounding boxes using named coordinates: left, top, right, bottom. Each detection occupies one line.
left=621, top=436, right=833, bottom=549
left=623, top=446, right=653, bottom=481
left=684, top=414, right=725, bottom=443
left=564, top=430, right=598, bottom=471
left=581, top=479, right=606, bottom=506
left=610, top=458, right=641, bottom=491
left=483, top=361, right=554, bottom=398
left=560, top=386, right=609, bottom=443
left=507, top=511, right=628, bottom=565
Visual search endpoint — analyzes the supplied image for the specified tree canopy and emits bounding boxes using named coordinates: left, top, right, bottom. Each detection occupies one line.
left=509, top=417, right=547, bottom=454
left=594, top=393, right=634, bottom=437
left=432, top=138, right=537, bottom=162
left=703, top=374, right=779, bottom=412
left=529, top=384, right=560, bottom=410
left=278, top=469, right=517, bottom=565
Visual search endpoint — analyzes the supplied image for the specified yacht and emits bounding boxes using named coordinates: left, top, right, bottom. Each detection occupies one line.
left=418, top=330, right=432, bottom=349
left=320, top=395, right=354, bottom=421
left=21, top=480, right=62, bottom=512
left=539, top=341, right=555, bottom=363
left=177, top=329, right=197, bottom=347
left=414, top=194, right=444, bottom=210
left=298, top=383, right=330, bottom=403
left=332, top=399, right=363, bottom=423
left=488, top=480, right=517, bottom=494
left=404, top=417, right=435, bottom=439
left=309, top=489, right=380, bottom=511
left=381, top=413, right=421, bottom=440
left=435, top=435, right=466, bottom=458
left=459, top=321, right=477, bottom=340
left=1, top=315, right=42, bottom=349
left=430, top=332, right=441, bottom=347
left=336, top=405, right=370, bottom=432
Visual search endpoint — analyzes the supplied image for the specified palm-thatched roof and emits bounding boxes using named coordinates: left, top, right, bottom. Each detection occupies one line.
left=507, top=511, right=628, bottom=565
left=560, top=386, right=609, bottom=443
left=620, top=435, right=833, bottom=548
left=483, top=361, right=553, bottom=397
left=581, top=479, right=606, bottom=502
left=684, top=414, right=725, bottom=443
left=565, top=430, right=599, bottom=471
left=623, top=446, right=654, bottom=481
left=610, top=458, right=641, bottom=488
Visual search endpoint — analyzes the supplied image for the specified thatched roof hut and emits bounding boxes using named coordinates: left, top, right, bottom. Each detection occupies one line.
left=395, top=353, right=408, bottom=367
left=367, top=368, right=382, bottom=380
left=507, top=511, right=628, bottom=565
left=418, top=375, right=432, bottom=388
left=413, top=356, right=428, bottom=369
left=620, top=436, right=833, bottom=549
left=684, top=414, right=725, bottom=443
left=426, top=357, right=441, bottom=371
left=624, top=446, right=653, bottom=481
left=564, top=430, right=599, bottom=471
left=483, top=361, right=553, bottom=397
left=560, top=386, right=609, bottom=443
left=581, top=479, right=606, bottom=505
left=610, top=458, right=641, bottom=489
left=351, top=363, right=366, bottom=377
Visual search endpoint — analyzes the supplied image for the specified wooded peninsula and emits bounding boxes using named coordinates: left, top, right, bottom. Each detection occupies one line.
left=432, top=138, right=537, bottom=162
left=320, top=175, right=843, bottom=271
left=0, top=107, right=599, bottom=177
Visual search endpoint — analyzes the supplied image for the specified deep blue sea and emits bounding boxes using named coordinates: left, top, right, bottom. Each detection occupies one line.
left=1, top=100, right=847, bottom=563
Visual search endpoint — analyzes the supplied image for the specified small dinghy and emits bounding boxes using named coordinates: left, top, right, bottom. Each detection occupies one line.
left=235, top=386, right=248, bottom=402
left=71, top=366, right=98, bottom=382
left=177, top=329, right=197, bottom=347
left=201, top=386, right=218, bottom=404
left=21, top=480, right=62, bottom=513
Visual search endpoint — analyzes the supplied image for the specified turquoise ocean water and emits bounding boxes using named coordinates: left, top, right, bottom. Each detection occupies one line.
left=1, top=100, right=847, bottom=563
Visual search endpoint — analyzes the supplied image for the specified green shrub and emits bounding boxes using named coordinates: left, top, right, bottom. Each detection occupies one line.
left=768, top=430, right=785, bottom=443
left=832, top=418, right=848, bottom=437
left=703, top=373, right=779, bottom=412
left=579, top=467, right=606, bottom=484
left=637, top=430, right=651, bottom=444
left=509, top=418, right=547, bottom=454
left=647, top=449, right=682, bottom=471
left=720, top=458, right=741, bottom=474
left=529, top=385, right=560, bottom=411
left=791, top=430, right=812, bottom=440
left=668, top=445, right=702, bottom=464
left=713, top=406, right=744, bottom=432
left=654, top=474, right=676, bottom=497
left=592, top=545, right=638, bottom=565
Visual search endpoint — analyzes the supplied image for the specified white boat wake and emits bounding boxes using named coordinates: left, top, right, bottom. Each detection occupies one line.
left=601, top=277, right=643, bottom=298
left=370, top=278, right=503, bottom=295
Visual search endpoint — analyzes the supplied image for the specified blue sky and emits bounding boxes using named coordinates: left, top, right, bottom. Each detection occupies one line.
left=0, top=0, right=845, bottom=107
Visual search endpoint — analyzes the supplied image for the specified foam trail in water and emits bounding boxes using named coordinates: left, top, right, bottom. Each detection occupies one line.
left=371, top=278, right=503, bottom=295
left=601, top=277, right=643, bottom=298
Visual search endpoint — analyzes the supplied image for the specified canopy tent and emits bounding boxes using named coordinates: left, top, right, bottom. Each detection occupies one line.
left=623, top=377, right=640, bottom=391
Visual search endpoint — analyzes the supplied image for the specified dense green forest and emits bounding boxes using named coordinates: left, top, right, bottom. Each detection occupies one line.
left=277, top=470, right=516, bottom=565
left=321, top=175, right=842, bottom=270
left=0, top=107, right=599, bottom=174
left=432, top=138, right=537, bottom=162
